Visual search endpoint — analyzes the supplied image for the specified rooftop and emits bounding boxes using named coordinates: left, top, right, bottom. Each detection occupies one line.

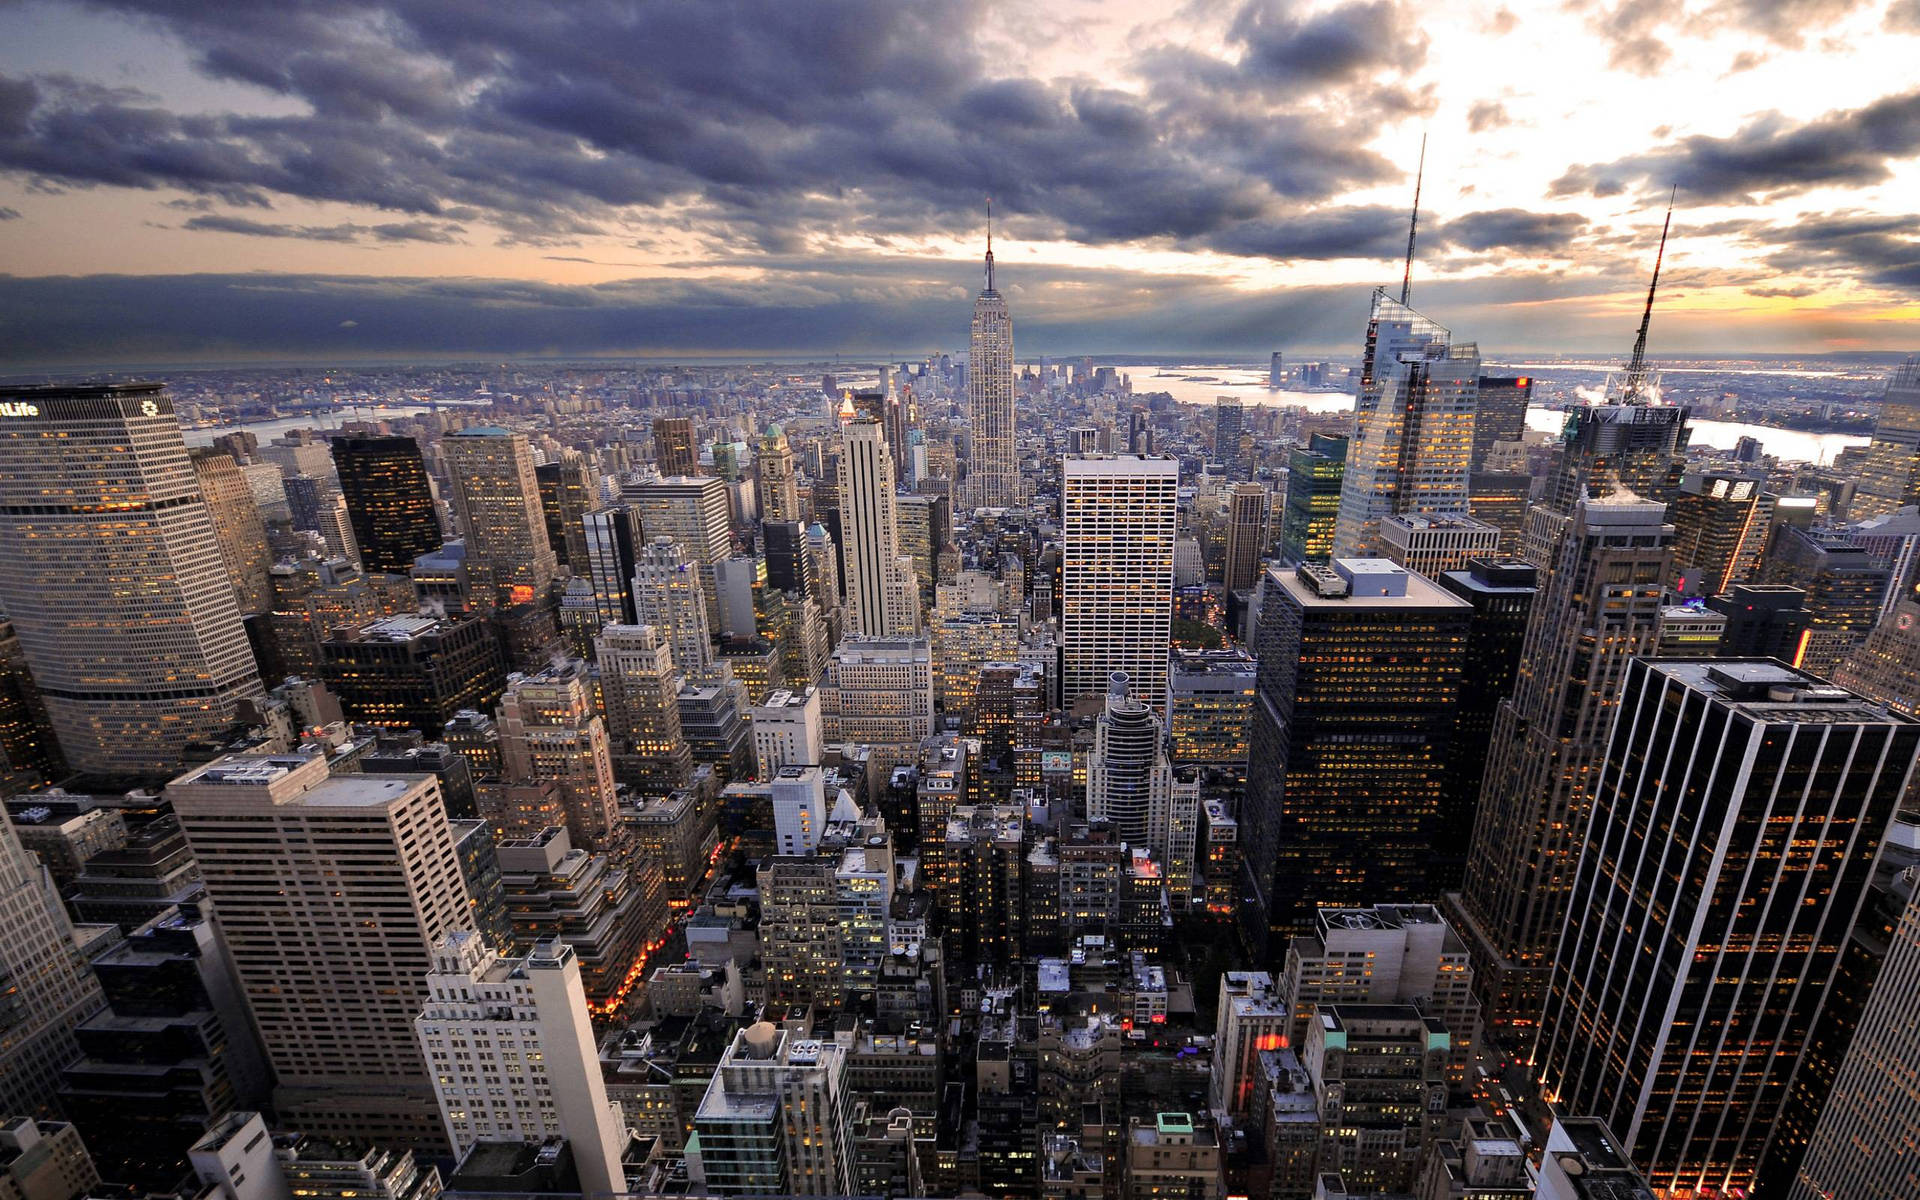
left=0, top=381, right=164, bottom=400
left=1272, top=561, right=1472, bottom=611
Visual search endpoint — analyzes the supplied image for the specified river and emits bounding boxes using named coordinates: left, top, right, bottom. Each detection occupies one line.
left=1132, top=364, right=1867, bottom=466
left=180, top=404, right=441, bottom=447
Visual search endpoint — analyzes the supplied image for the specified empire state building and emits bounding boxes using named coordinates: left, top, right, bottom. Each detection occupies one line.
left=968, top=214, right=1015, bottom=509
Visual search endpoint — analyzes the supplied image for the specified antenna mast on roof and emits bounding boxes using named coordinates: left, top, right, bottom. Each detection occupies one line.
left=1620, top=186, right=1676, bottom=405
left=984, top=197, right=995, bottom=293
left=1399, top=133, right=1426, bottom=306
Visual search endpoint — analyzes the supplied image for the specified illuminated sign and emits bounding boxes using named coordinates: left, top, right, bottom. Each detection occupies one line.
left=140, top=400, right=160, bottom=417
left=1040, top=750, right=1073, bottom=772
left=0, top=402, right=40, bottom=417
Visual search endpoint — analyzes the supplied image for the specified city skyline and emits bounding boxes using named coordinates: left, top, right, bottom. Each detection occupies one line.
left=1, top=1, right=1919, bottom=364
left=4, top=4, right=1920, bottom=1199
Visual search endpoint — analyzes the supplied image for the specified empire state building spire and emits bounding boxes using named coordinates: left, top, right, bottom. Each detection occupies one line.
left=968, top=200, right=1015, bottom=508
left=985, top=197, right=996, bottom=293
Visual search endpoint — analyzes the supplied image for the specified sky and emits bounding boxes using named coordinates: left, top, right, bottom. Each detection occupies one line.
left=0, top=0, right=1918, bottom=366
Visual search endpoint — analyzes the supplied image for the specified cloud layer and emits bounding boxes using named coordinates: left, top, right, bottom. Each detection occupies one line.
left=0, top=0, right=1914, bottom=361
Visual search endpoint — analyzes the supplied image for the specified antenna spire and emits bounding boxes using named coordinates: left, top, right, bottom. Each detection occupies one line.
left=1621, top=185, right=1676, bottom=404
left=985, top=197, right=996, bottom=293
left=1400, top=133, right=1426, bottom=306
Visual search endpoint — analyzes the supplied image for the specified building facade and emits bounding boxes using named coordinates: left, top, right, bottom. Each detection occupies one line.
left=169, top=753, right=473, bottom=1150
left=1534, top=660, right=1920, bottom=1195
left=1061, top=456, right=1179, bottom=711
left=0, top=383, right=263, bottom=776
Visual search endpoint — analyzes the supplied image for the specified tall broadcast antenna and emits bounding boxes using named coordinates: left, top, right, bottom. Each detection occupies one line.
left=1619, top=186, right=1676, bottom=404
left=1399, top=133, right=1426, bottom=306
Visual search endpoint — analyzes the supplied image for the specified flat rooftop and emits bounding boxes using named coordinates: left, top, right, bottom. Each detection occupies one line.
left=1269, top=563, right=1472, bottom=611
left=0, top=381, right=165, bottom=399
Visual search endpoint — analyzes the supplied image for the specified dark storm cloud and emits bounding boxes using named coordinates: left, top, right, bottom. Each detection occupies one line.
left=1550, top=90, right=1920, bottom=203
left=1441, top=209, right=1588, bottom=252
left=1757, top=212, right=1920, bottom=289
left=1228, top=0, right=1430, bottom=86
left=0, top=263, right=1641, bottom=366
left=183, top=214, right=361, bottom=241
left=181, top=213, right=466, bottom=243
left=0, top=0, right=1426, bottom=259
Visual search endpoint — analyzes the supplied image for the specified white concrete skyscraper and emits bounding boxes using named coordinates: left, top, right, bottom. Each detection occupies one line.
left=416, top=931, right=630, bottom=1197
left=840, top=416, right=919, bottom=637
left=169, top=752, right=474, bottom=1150
left=967, top=213, right=1015, bottom=509
left=0, top=383, right=262, bottom=776
left=1061, top=455, right=1179, bottom=711
left=0, top=814, right=105, bottom=1117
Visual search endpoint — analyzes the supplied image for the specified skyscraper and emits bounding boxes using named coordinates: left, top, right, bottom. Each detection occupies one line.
left=1377, top=513, right=1501, bottom=577
left=1434, top=559, right=1536, bottom=893
left=762, top=520, right=814, bottom=600
left=1534, top=660, right=1919, bottom=1196
left=1848, top=356, right=1920, bottom=518
left=633, top=535, right=713, bottom=681
left=1214, top=397, right=1245, bottom=474
left=756, top=426, right=801, bottom=525
left=1451, top=494, right=1673, bottom=1035
left=1061, top=455, right=1179, bottom=711
left=626, top=473, right=732, bottom=630
left=1788, top=879, right=1920, bottom=1200
left=0, top=814, right=105, bottom=1117
left=595, top=623, right=692, bottom=792
left=1469, top=375, right=1531, bottom=470
left=581, top=504, right=643, bottom=628
left=840, top=416, right=919, bottom=637
left=1332, top=293, right=1479, bottom=559
left=820, top=637, right=934, bottom=772
left=692, top=1021, right=856, bottom=1195
left=416, top=932, right=630, bottom=1197
left=442, top=426, right=558, bottom=606
left=1521, top=402, right=1689, bottom=567
left=1280, top=433, right=1347, bottom=564
left=170, top=752, right=473, bottom=1149
left=1759, top=526, right=1889, bottom=676
left=1276, top=903, right=1480, bottom=1093
left=1166, top=648, right=1256, bottom=774
left=1669, top=469, right=1770, bottom=596
left=1245, top=560, right=1470, bottom=949
left=967, top=218, right=1016, bottom=509
left=332, top=435, right=442, bottom=576
left=652, top=416, right=700, bottom=477
left=192, top=449, right=274, bottom=615
left=534, top=452, right=596, bottom=571
left=1086, top=673, right=1173, bottom=853
left=496, top=661, right=619, bottom=851
left=0, top=382, right=263, bottom=777
left=1221, top=482, right=1270, bottom=595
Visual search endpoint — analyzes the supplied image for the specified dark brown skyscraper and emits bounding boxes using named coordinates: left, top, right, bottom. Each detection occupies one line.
left=652, top=416, right=699, bottom=477
left=332, top=435, right=443, bottom=575
left=535, top=452, right=596, bottom=570
left=1450, top=494, right=1672, bottom=1036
